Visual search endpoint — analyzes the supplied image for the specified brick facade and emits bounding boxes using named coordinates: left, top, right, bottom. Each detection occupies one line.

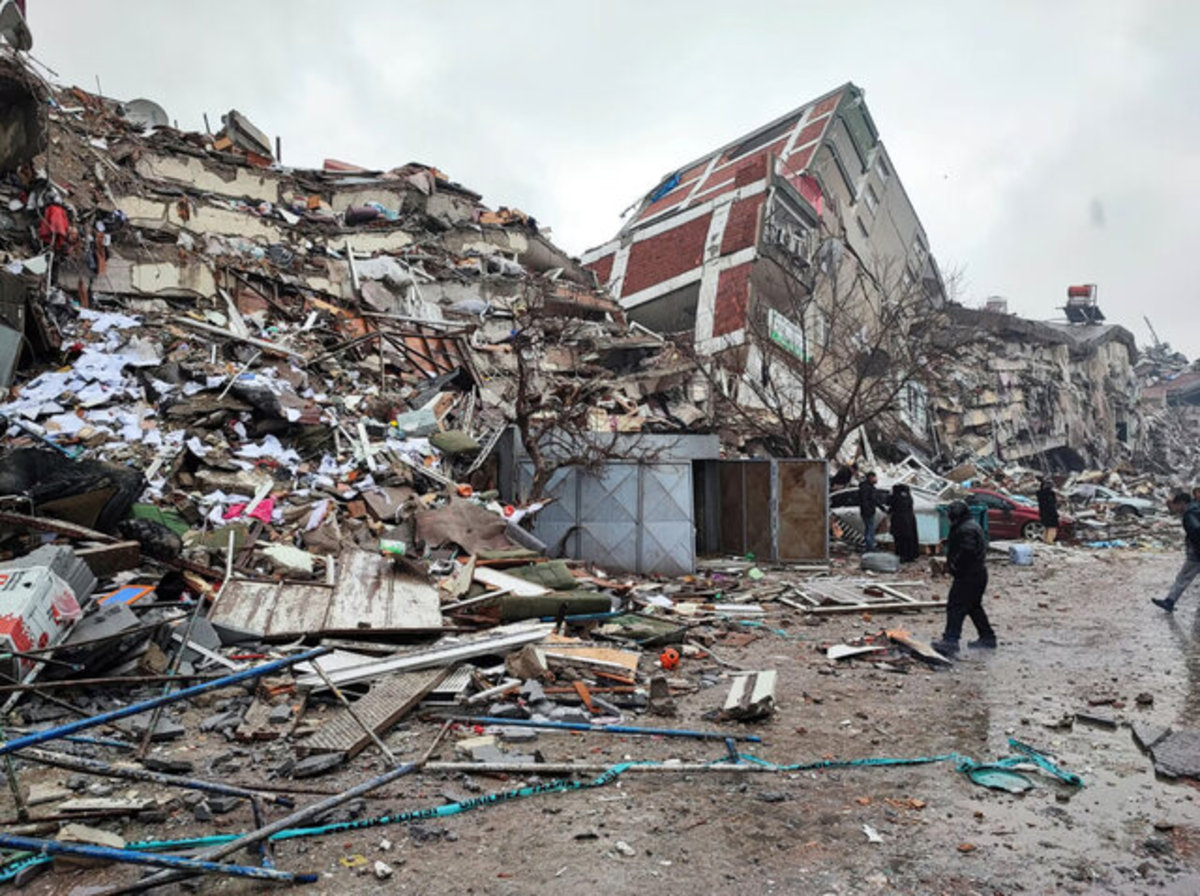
left=719, top=195, right=764, bottom=256
left=621, top=211, right=712, bottom=296
left=586, top=252, right=614, bottom=286
left=712, top=263, right=753, bottom=337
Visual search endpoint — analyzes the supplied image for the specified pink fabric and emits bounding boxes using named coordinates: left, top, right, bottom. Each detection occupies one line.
left=224, top=498, right=274, bottom=524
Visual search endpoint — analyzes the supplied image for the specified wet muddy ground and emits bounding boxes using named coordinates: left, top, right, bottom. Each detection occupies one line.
left=7, top=547, right=1200, bottom=895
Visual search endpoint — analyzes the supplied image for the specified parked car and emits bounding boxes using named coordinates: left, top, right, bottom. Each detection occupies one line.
left=829, top=487, right=889, bottom=548
left=1069, top=484, right=1158, bottom=517
left=965, top=488, right=1074, bottom=541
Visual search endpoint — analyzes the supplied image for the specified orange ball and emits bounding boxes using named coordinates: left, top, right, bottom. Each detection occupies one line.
left=659, top=647, right=680, bottom=670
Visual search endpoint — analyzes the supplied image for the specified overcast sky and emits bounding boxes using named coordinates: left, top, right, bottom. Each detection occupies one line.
left=33, top=1, right=1200, bottom=358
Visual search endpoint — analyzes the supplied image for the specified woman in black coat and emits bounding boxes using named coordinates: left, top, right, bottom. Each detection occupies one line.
left=1036, top=479, right=1059, bottom=544
left=890, top=483, right=920, bottom=562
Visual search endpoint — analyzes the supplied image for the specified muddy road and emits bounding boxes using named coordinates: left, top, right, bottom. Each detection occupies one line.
left=7, top=547, right=1200, bottom=895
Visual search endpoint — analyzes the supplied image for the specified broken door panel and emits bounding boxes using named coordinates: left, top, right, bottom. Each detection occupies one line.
left=776, top=459, right=829, bottom=562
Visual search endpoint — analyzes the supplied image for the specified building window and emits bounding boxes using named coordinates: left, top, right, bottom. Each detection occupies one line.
left=856, top=217, right=870, bottom=239
left=863, top=184, right=879, bottom=214
left=876, top=155, right=891, bottom=181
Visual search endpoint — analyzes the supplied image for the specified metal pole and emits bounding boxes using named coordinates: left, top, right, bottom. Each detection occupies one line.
left=137, top=532, right=235, bottom=759
left=16, top=748, right=294, bottom=808
left=0, top=834, right=316, bottom=885
left=0, top=647, right=330, bottom=757
left=424, top=761, right=768, bottom=774
left=456, top=716, right=763, bottom=743
left=99, top=761, right=420, bottom=895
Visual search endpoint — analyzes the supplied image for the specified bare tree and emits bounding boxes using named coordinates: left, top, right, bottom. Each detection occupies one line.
left=694, top=230, right=951, bottom=460
left=508, top=283, right=630, bottom=502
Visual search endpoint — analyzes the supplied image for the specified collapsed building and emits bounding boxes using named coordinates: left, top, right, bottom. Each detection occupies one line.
left=933, top=299, right=1142, bottom=471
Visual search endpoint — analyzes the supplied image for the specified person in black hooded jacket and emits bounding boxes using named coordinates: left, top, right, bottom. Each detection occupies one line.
left=1036, top=479, right=1060, bottom=544
left=889, top=483, right=920, bottom=563
left=932, top=500, right=996, bottom=656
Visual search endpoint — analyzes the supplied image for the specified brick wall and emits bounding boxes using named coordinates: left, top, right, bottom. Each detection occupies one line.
left=586, top=252, right=614, bottom=286
left=712, top=263, right=753, bottom=337
left=621, top=211, right=712, bottom=296
left=720, top=195, right=764, bottom=256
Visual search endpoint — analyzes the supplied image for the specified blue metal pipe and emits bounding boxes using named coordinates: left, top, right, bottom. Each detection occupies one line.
left=460, top=716, right=762, bottom=743
left=0, top=647, right=330, bottom=757
left=0, top=834, right=316, bottom=884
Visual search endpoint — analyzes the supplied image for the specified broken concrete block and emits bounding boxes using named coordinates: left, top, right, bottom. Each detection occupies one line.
left=375, top=860, right=395, bottom=880
left=200, top=710, right=244, bottom=732
left=126, top=712, right=185, bottom=741
left=207, top=795, right=242, bottom=815
left=1075, top=711, right=1118, bottom=730
left=506, top=644, right=548, bottom=680
left=142, top=756, right=195, bottom=775
left=55, top=823, right=126, bottom=867
left=26, top=783, right=71, bottom=806
left=648, top=674, right=677, bottom=717
left=519, top=680, right=546, bottom=704
left=291, top=752, right=346, bottom=778
left=1133, top=722, right=1172, bottom=754
left=455, top=735, right=497, bottom=759
left=497, top=726, right=538, bottom=744
left=722, top=670, right=777, bottom=721
left=268, top=703, right=293, bottom=724
left=260, top=543, right=315, bottom=575
left=1150, top=729, right=1200, bottom=779
left=192, top=800, right=213, bottom=822
left=486, top=701, right=528, bottom=719
left=549, top=706, right=590, bottom=725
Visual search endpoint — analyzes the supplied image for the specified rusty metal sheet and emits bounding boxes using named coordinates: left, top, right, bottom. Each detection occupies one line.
left=210, top=549, right=442, bottom=639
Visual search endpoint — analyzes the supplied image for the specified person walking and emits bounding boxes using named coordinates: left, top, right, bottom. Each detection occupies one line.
left=1036, top=478, right=1059, bottom=544
left=889, top=483, right=920, bottom=562
left=858, top=471, right=885, bottom=553
left=931, top=500, right=996, bottom=656
left=1151, top=492, right=1200, bottom=613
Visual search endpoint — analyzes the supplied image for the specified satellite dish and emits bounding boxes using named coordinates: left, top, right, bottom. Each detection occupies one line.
left=120, top=98, right=170, bottom=130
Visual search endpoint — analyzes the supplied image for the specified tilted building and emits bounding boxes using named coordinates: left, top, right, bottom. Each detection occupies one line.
left=581, top=83, right=943, bottom=355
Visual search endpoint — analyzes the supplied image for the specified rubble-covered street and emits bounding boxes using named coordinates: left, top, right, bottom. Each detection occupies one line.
left=7, top=549, right=1200, bottom=895
left=4, top=3, right=1200, bottom=894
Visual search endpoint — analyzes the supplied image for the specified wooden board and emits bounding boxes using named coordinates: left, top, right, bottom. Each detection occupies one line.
left=886, top=628, right=951, bottom=665
left=300, top=669, right=446, bottom=758
left=794, top=579, right=942, bottom=615
left=210, top=549, right=442, bottom=639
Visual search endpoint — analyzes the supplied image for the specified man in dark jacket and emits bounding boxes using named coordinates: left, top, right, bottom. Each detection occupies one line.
left=932, top=500, right=996, bottom=656
left=858, top=471, right=885, bottom=552
left=1152, top=492, right=1200, bottom=613
left=1036, top=479, right=1060, bottom=544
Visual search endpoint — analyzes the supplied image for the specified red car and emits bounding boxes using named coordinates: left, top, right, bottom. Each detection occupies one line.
left=965, top=488, right=1074, bottom=541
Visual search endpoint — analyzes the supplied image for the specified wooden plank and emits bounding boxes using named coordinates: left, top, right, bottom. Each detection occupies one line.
left=886, top=628, right=951, bottom=665
left=300, top=669, right=447, bottom=758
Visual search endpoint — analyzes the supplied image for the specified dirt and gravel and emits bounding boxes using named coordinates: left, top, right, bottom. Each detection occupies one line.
left=8, top=546, right=1200, bottom=895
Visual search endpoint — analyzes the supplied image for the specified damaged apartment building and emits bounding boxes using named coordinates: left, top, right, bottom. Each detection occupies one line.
left=581, top=83, right=947, bottom=458
left=0, top=47, right=718, bottom=580
left=933, top=293, right=1142, bottom=472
